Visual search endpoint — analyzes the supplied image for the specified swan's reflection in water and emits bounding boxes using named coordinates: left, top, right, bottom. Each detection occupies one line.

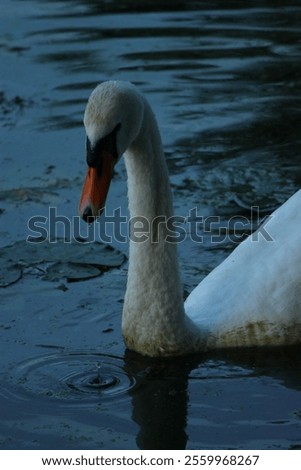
left=125, top=346, right=301, bottom=450
left=125, top=351, right=200, bottom=449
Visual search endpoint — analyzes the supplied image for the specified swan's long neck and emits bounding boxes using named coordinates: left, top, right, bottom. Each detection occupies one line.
left=122, top=98, right=200, bottom=356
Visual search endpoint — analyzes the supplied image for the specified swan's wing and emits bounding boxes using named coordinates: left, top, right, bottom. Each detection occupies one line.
left=185, top=190, right=301, bottom=348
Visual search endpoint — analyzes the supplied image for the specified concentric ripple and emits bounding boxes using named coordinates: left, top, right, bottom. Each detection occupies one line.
left=6, top=352, right=137, bottom=407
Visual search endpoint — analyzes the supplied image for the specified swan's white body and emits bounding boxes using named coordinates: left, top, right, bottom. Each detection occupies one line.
left=79, top=80, right=301, bottom=357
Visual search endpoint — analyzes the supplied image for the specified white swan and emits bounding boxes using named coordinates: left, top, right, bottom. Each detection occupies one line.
left=79, top=80, right=301, bottom=357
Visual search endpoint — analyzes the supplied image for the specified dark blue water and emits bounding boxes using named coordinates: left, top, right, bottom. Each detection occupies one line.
left=0, top=0, right=301, bottom=449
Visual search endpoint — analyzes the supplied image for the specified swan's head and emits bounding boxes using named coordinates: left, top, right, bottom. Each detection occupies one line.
left=79, top=81, right=144, bottom=222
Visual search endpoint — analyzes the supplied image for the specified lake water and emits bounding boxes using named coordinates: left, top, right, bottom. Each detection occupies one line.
left=0, top=0, right=301, bottom=450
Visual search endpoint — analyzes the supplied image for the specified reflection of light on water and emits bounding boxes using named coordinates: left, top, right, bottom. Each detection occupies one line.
left=189, top=359, right=255, bottom=380
left=6, top=352, right=137, bottom=408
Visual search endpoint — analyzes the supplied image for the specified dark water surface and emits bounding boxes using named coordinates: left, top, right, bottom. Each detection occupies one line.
left=1, top=0, right=301, bottom=449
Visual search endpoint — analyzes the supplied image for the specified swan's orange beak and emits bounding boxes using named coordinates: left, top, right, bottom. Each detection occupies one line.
left=79, top=150, right=115, bottom=223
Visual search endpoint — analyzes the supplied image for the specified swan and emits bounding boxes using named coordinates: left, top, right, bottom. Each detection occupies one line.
left=79, top=80, right=301, bottom=357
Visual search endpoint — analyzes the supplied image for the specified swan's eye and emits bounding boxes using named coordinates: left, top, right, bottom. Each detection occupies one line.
left=86, top=123, right=121, bottom=169
left=86, top=138, right=95, bottom=166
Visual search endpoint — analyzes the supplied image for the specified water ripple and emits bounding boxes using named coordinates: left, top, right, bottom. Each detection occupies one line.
left=6, top=352, right=137, bottom=407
